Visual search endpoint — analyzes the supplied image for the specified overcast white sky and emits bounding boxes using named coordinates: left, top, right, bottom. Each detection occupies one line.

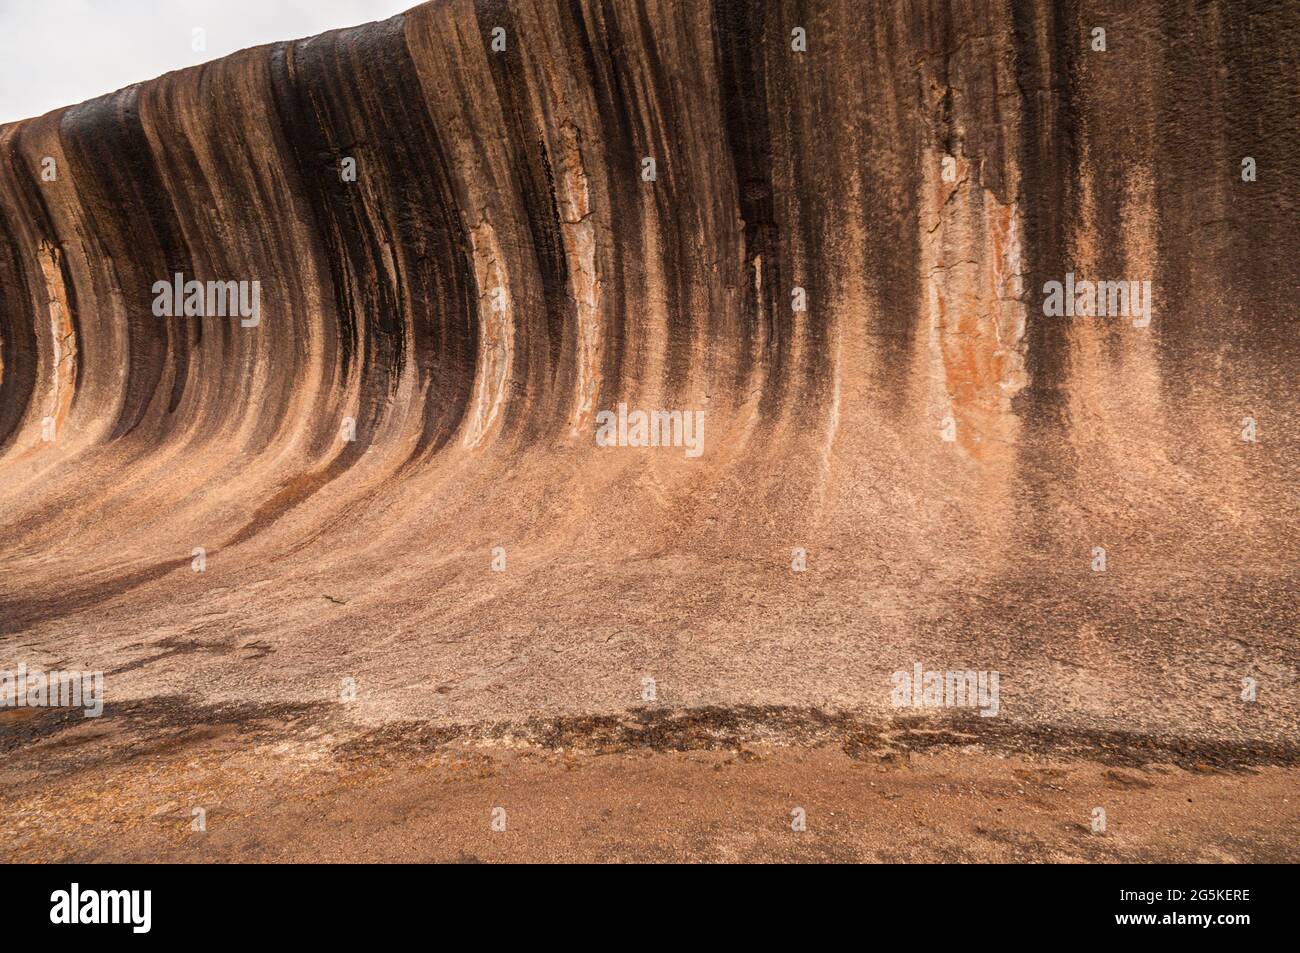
left=0, top=0, right=414, bottom=125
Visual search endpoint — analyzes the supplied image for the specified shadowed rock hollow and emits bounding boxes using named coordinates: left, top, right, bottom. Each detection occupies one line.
left=0, top=0, right=1296, bottom=751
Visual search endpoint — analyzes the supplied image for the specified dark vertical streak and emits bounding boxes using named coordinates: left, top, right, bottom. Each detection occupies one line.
left=1010, top=0, right=1080, bottom=428
left=60, top=88, right=194, bottom=439
left=711, top=0, right=781, bottom=398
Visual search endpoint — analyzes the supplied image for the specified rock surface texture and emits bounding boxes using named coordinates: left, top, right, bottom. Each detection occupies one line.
left=0, top=0, right=1296, bottom=771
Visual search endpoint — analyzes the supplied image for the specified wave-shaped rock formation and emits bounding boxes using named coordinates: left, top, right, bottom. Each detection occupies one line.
left=0, top=1, right=1295, bottom=740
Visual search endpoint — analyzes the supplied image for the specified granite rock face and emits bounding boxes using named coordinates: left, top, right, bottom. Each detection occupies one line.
left=0, top=2, right=1295, bottom=740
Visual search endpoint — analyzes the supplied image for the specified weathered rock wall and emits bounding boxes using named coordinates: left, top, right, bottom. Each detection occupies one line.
left=0, top=1, right=1294, bottom=735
